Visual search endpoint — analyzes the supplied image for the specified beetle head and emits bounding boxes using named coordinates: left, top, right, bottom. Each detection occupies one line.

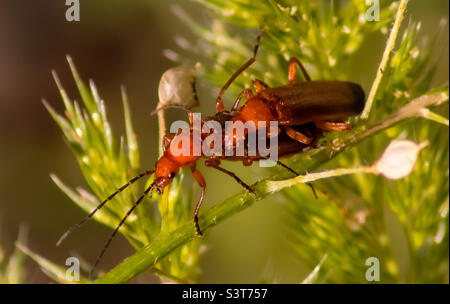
left=154, top=155, right=180, bottom=193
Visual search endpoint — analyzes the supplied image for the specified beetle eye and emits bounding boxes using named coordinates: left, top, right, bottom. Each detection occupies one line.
left=167, top=172, right=175, bottom=179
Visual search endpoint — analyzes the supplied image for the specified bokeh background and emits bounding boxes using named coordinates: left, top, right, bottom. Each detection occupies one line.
left=0, top=0, right=448, bottom=283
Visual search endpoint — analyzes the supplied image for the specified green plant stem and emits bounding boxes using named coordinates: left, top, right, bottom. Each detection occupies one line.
left=419, top=108, right=449, bottom=126
left=301, top=253, right=328, bottom=284
left=361, top=0, right=409, bottom=119
left=266, top=166, right=375, bottom=193
left=96, top=89, right=448, bottom=284
left=403, top=225, right=417, bottom=283
left=150, top=267, right=193, bottom=284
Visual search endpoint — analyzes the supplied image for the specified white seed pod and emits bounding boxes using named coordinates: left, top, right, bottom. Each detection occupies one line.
left=157, top=66, right=198, bottom=109
left=373, top=140, right=428, bottom=180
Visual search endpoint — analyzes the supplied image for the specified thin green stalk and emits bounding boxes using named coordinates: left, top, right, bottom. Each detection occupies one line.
left=301, top=253, right=328, bottom=284
left=151, top=267, right=193, bottom=284
left=419, top=108, right=449, bottom=126
left=96, top=89, right=448, bottom=284
left=361, top=0, right=409, bottom=119
left=403, top=224, right=417, bottom=283
left=266, top=166, right=375, bottom=193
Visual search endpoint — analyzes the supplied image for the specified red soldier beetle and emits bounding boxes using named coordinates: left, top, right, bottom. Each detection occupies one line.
left=57, top=26, right=365, bottom=275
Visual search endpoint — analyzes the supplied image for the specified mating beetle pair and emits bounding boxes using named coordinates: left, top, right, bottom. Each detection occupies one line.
left=57, top=28, right=365, bottom=273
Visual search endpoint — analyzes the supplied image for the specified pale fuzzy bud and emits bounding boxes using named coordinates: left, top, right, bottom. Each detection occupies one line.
left=158, top=67, right=198, bottom=108
left=373, top=140, right=428, bottom=180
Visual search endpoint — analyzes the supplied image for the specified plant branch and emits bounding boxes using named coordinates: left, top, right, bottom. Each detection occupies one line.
left=361, top=0, right=409, bottom=119
left=419, top=108, right=449, bottom=126
left=266, top=166, right=376, bottom=193
left=96, top=88, right=448, bottom=284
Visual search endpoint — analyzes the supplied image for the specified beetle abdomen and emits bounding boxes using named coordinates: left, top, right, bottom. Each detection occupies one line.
left=260, top=81, right=365, bottom=125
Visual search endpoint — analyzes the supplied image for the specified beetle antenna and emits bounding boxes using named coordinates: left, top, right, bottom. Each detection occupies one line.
left=56, top=170, right=155, bottom=247
left=89, top=181, right=157, bottom=279
left=276, top=160, right=318, bottom=199
left=215, top=24, right=264, bottom=112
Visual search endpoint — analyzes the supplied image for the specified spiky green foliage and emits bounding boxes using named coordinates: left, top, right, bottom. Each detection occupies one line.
left=302, top=13, right=449, bottom=283
left=172, top=0, right=448, bottom=283
left=21, top=0, right=448, bottom=284
left=19, top=56, right=201, bottom=283
left=0, top=226, right=27, bottom=284
left=43, top=60, right=153, bottom=249
left=173, top=0, right=397, bottom=91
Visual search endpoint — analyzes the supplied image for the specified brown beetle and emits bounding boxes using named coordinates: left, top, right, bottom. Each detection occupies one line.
left=57, top=28, right=365, bottom=275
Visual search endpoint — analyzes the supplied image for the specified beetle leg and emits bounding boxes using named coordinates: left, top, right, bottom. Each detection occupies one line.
left=205, top=159, right=255, bottom=195
left=188, top=111, right=194, bottom=126
left=252, top=79, right=269, bottom=93
left=288, top=57, right=311, bottom=83
left=162, top=134, right=174, bottom=152
left=314, top=121, right=352, bottom=131
left=190, top=164, right=206, bottom=236
left=242, top=158, right=253, bottom=166
left=215, top=26, right=264, bottom=113
left=284, top=126, right=312, bottom=144
left=188, top=108, right=206, bottom=135
left=231, top=89, right=254, bottom=111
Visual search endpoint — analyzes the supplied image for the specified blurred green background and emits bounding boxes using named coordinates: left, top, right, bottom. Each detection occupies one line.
left=0, top=0, right=447, bottom=283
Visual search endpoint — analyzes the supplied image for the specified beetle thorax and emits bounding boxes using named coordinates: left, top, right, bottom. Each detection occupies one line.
left=235, top=97, right=276, bottom=125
